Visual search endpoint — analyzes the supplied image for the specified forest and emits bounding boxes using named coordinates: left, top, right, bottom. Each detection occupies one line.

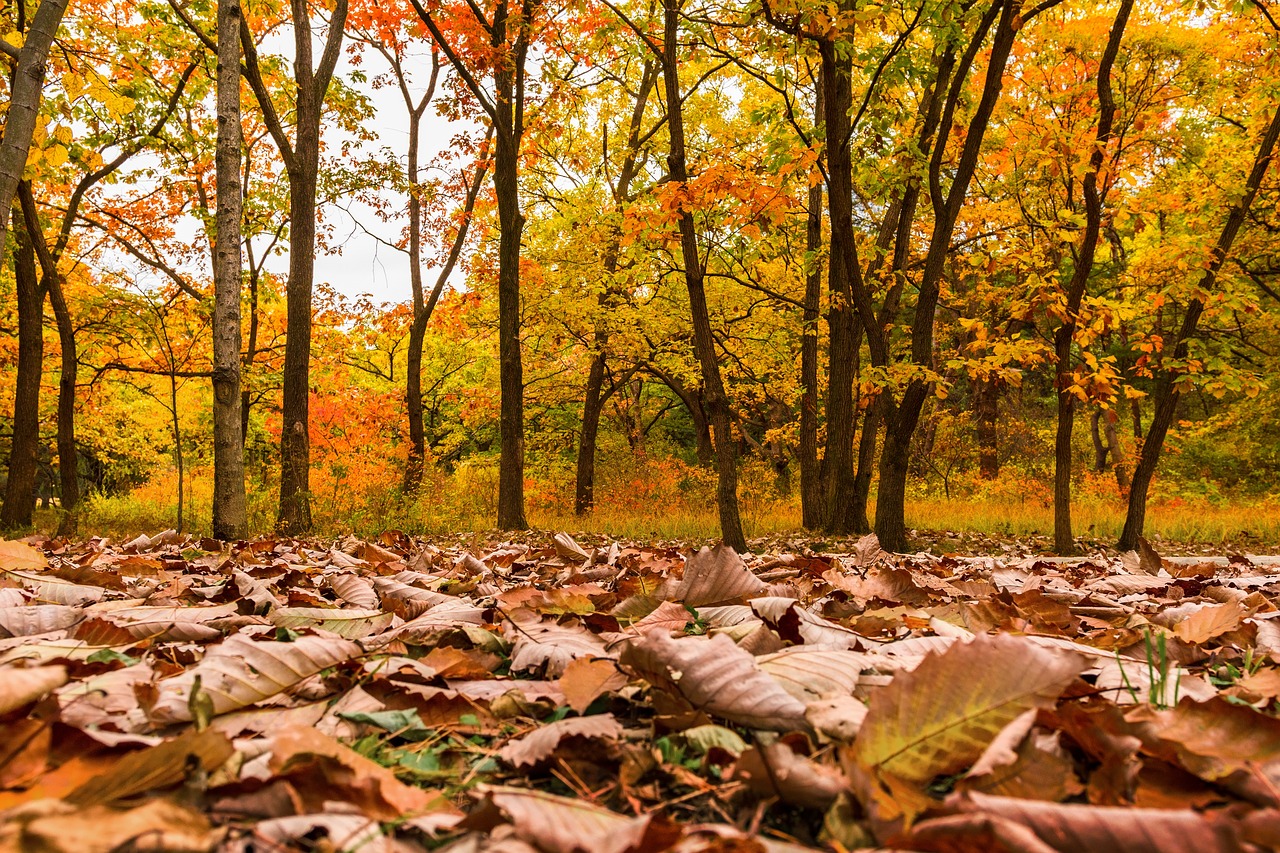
left=4, top=0, right=1280, bottom=849
left=0, top=0, right=1276, bottom=554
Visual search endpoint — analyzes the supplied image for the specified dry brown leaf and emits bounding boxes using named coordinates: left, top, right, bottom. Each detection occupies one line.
left=732, top=738, right=847, bottom=809
left=8, top=798, right=222, bottom=853
left=466, top=786, right=676, bottom=853
left=657, top=544, right=764, bottom=606
left=325, top=572, right=379, bottom=609
left=269, top=725, right=457, bottom=820
left=0, top=664, right=67, bottom=714
left=0, top=605, right=81, bottom=637
left=621, top=631, right=808, bottom=731
left=1172, top=602, right=1244, bottom=644
left=851, top=633, right=1085, bottom=820
left=498, top=713, right=624, bottom=768
left=148, top=631, right=363, bottom=724
left=65, top=728, right=234, bottom=806
left=557, top=657, right=628, bottom=713
left=506, top=609, right=609, bottom=677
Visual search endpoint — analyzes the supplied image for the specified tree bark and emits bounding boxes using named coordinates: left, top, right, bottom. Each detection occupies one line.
left=817, top=32, right=864, bottom=536
left=799, top=165, right=823, bottom=528
left=1, top=204, right=43, bottom=529
left=662, top=0, right=745, bottom=550
left=1118, top=103, right=1280, bottom=550
left=212, top=0, right=247, bottom=540
left=1053, top=0, right=1131, bottom=555
left=240, top=0, right=349, bottom=533
left=1104, top=409, right=1129, bottom=489
left=0, top=0, right=69, bottom=256
left=876, top=0, right=1016, bottom=552
left=575, top=61, right=655, bottom=515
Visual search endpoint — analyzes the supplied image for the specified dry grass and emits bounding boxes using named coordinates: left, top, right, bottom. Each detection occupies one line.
left=54, top=465, right=1280, bottom=552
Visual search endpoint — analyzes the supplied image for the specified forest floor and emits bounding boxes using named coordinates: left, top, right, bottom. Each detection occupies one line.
left=0, top=530, right=1279, bottom=852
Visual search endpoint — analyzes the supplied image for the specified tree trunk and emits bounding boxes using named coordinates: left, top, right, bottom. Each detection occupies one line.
left=575, top=351, right=607, bottom=514
left=1090, top=408, right=1108, bottom=471
left=1053, top=0, right=1131, bottom=555
left=1119, top=104, right=1280, bottom=550
left=662, top=0, right=745, bottom=551
left=245, top=0, right=348, bottom=533
left=1, top=207, right=42, bottom=529
left=241, top=256, right=259, bottom=448
left=574, top=61, right=653, bottom=515
left=1104, top=409, right=1129, bottom=489
left=403, top=98, right=427, bottom=493
left=0, top=0, right=69, bottom=256
left=45, top=273, right=77, bottom=533
left=876, top=0, right=1015, bottom=552
left=212, top=0, right=247, bottom=540
left=799, top=173, right=822, bottom=528
left=975, top=377, right=999, bottom=479
left=818, top=38, right=861, bottom=536
left=493, top=99, right=528, bottom=530
left=277, top=164, right=316, bottom=532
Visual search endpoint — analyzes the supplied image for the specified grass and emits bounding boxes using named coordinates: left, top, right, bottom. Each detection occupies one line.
left=27, top=463, right=1280, bottom=552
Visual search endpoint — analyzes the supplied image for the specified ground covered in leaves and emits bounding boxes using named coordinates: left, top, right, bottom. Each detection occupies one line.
left=2, top=531, right=1280, bottom=852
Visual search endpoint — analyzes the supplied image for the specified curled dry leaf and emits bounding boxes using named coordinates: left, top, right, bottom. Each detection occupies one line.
left=270, top=606, right=394, bottom=639
left=65, top=728, right=234, bottom=806
left=0, top=539, right=47, bottom=571
left=148, top=631, right=363, bottom=724
left=466, top=786, right=675, bottom=853
left=6, top=798, right=222, bottom=853
left=505, top=609, right=608, bottom=678
left=269, top=725, right=457, bottom=820
left=732, top=738, right=847, bottom=810
left=498, top=713, right=624, bottom=769
left=657, top=544, right=764, bottom=606
left=851, top=633, right=1085, bottom=819
left=0, top=664, right=67, bottom=714
left=0, top=604, right=82, bottom=637
left=621, top=631, right=808, bottom=731
left=254, top=814, right=388, bottom=853
left=926, top=791, right=1269, bottom=853
left=557, top=656, right=628, bottom=713
left=326, top=572, right=379, bottom=609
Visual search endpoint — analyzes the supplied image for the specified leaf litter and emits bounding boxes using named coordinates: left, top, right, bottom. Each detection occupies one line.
left=0, top=531, right=1279, bottom=850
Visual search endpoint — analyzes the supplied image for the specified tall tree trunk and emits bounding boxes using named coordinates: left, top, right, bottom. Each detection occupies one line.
left=575, top=61, right=654, bottom=515
left=45, top=273, right=77, bottom=533
left=876, top=0, right=1015, bottom=552
left=1, top=206, right=42, bottom=529
left=1053, top=0, right=1131, bottom=555
left=818, top=35, right=861, bottom=536
left=0, top=0, right=69, bottom=255
left=212, top=0, right=247, bottom=540
left=662, top=0, right=745, bottom=550
left=277, top=161, right=316, bottom=532
left=575, top=352, right=607, bottom=515
left=493, top=91, right=528, bottom=530
left=975, top=377, right=999, bottom=479
left=1119, top=103, right=1280, bottom=550
left=405, top=128, right=487, bottom=493
left=241, top=254, right=259, bottom=447
left=799, top=169, right=823, bottom=529
left=239, top=0, right=348, bottom=533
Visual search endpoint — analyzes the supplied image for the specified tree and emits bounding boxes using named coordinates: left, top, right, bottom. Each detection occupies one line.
left=1118, top=102, right=1280, bottom=549
left=1051, top=0, right=1133, bottom=555
left=212, top=0, right=248, bottom=539
left=237, top=0, right=350, bottom=532
left=0, top=0, right=70, bottom=257
left=409, top=0, right=549, bottom=530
